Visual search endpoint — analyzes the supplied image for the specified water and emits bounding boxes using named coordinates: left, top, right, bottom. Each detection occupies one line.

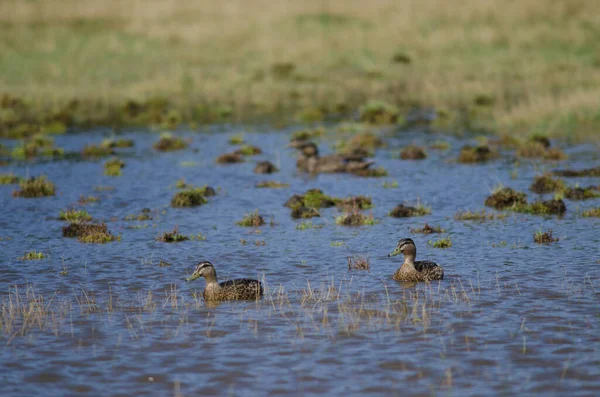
left=1, top=127, right=599, bottom=396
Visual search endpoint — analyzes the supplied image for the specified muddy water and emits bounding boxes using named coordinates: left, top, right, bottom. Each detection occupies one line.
left=1, top=127, right=599, bottom=396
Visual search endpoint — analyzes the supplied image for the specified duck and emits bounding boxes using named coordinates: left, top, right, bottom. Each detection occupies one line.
left=388, top=238, right=444, bottom=282
left=185, top=261, right=263, bottom=301
left=289, top=141, right=373, bottom=174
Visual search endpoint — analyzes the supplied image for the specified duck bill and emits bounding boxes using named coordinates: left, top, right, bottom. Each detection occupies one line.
left=388, top=248, right=402, bottom=257
left=185, top=273, right=201, bottom=282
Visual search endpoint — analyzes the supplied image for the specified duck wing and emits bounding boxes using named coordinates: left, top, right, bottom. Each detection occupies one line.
left=414, top=261, right=444, bottom=280
left=220, top=279, right=264, bottom=298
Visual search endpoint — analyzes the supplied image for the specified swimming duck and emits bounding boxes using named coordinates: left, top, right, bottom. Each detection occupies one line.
left=290, top=141, right=373, bottom=174
left=388, top=238, right=444, bottom=282
left=185, top=261, right=263, bottom=301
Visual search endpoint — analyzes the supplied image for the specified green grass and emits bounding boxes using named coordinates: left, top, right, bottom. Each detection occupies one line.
left=19, top=251, right=46, bottom=260
left=296, top=221, right=323, bottom=230
left=382, top=180, right=398, bottom=189
left=0, top=173, right=23, bottom=185
left=12, top=176, right=55, bottom=198
left=157, top=227, right=189, bottom=243
left=171, top=188, right=208, bottom=207
left=428, top=236, right=452, bottom=249
left=581, top=207, right=600, bottom=217
left=533, top=228, right=559, bottom=244
left=237, top=210, right=265, bottom=227
left=228, top=133, right=245, bottom=145
left=256, top=181, right=289, bottom=188
left=59, top=209, right=92, bottom=222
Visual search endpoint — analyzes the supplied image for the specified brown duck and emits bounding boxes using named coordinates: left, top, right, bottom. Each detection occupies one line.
left=290, top=141, right=373, bottom=174
left=388, top=238, right=444, bottom=282
left=185, top=261, right=263, bottom=301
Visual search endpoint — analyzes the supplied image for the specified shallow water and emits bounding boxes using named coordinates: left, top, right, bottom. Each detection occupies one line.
left=1, top=126, right=599, bottom=396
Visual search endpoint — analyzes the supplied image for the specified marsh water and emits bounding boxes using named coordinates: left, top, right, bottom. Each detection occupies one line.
left=1, top=126, right=599, bottom=396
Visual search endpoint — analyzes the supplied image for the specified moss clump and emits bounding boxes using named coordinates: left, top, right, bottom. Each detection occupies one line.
left=171, top=188, right=208, bottom=207
left=428, top=236, right=452, bottom=248
left=400, top=145, right=427, bottom=160
left=20, top=251, right=46, bottom=260
left=234, top=145, right=263, bottom=156
left=291, top=206, right=320, bottom=219
left=102, top=138, right=134, bottom=148
left=337, top=196, right=372, bottom=210
left=514, top=199, right=566, bottom=215
left=12, top=135, right=65, bottom=159
left=391, top=52, right=411, bottom=64
left=302, top=189, right=338, bottom=208
left=256, top=181, right=289, bottom=188
left=216, top=152, right=244, bottom=164
left=529, top=174, right=565, bottom=194
left=429, top=140, right=451, bottom=150
left=347, top=131, right=386, bottom=151
left=484, top=187, right=527, bottom=210
left=157, top=226, right=189, bottom=243
left=581, top=207, right=600, bottom=217
left=359, top=100, right=398, bottom=124
left=124, top=209, right=153, bottom=221
left=458, top=145, right=498, bottom=163
left=12, top=176, right=55, bottom=198
left=534, top=229, right=559, bottom=244
left=62, top=222, right=116, bottom=243
left=335, top=208, right=377, bottom=226
left=389, top=203, right=431, bottom=218
left=517, top=142, right=567, bottom=160
left=351, top=167, right=388, bottom=177
left=291, top=127, right=325, bottom=141
left=104, top=157, right=125, bottom=176
left=454, top=210, right=508, bottom=221
left=254, top=161, right=278, bottom=174
left=153, top=133, right=188, bottom=152
left=529, top=134, right=551, bottom=148
left=564, top=187, right=600, bottom=200
left=553, top=166, right=600, bottom=177
left=0, top=173, right=23, bottom=184
left=78, top=195, right=99, bottom=205
left=296, top=221, right=323, bottom=230
left=410, top=224, right=445, bottom=234
left=59, top=209, right=92, bottom=222
left=228, top=133, right=245, bottom=145
left=347, top=255, right=370, bottom=270
left=82, top=144, right=114, bottom=158
left=237, top=211, right=265, bottom=227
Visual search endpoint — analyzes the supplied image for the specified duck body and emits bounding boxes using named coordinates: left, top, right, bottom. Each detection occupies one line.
left=293, top=141, right=373, bottom=174
left=389, top=238, right=444, bottom=282
left=186, top=261, right=263, bottom=301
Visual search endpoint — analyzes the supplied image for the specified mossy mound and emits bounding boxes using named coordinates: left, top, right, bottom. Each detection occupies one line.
left=12, top=135, right=65, bottom=159
left=410, top=224, right=445, bottom=234
left=153, top=133, right=188, bottom=152
left=59, top=209, right=92, bottom=222
left=237, top=211, right=265, bottom=227
left=351, top=167, right=388, bottom=177
left=157, top=227, right=189, bottom=242
left=102, top=138, right=134, bottom=149
left=335, top=209, right=376, bottom=226
left=0, top=173, right=23, bottom=185
left=291, top=206, right=320, bottom=219
left=553, top=166, right=600, bottom=177
left=216, top=152, right=244, bottom=164
left=12, top=176, right=55, bottom=198
left=389, top=204, right=430, bottom=218
left=82, top=144, right=114, bottom=158
left=359, top=100, right=398, bottom=125
left=563, top=187, right=599, bottom=201
left=484, top=187, right=527, bottom=210
left=171, top=188, right=209, bottom=207
left=104, top=157, right=125, bottom=176
left=458, top=145, right=498, bottom=163
left=337, top=196, right=372, bottom=210
left=517, top=142, right=567, bottom=160
left=517, top=199, right=566, bottom=215
left=285, top=189, right=338, bottom=209
left=256, top=181, right=289, bottom=188
left=254, top=161, right=278, bottom=174
left=529, top=174, right=565, bottom=194
left=234, top=145, right=263, bottom=156
left=62, top=222, right=116, bottom=243
left=400, top=145, right=427, bottom=160
left=291, top=127, right=325, bottom=141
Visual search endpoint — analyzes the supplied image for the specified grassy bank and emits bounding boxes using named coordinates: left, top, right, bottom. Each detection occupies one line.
left=1, top=0, right=599, bottom=140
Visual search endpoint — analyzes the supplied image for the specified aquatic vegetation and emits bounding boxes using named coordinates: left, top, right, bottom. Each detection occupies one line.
left=102, top=138, right=134, bottom=148
left=553, top=166, right=600, bottom=177
left=382, top=180, right=398, bottom=188
left=410, top=224, right=445, bottom=234
left=303, top=189, right=338, bottom=208
left=391, top=52, right=411, bottom=64
left=216, top=152, right=244, bottom=164
left=254, top=161, right=278, bottom=174
left=513, top=199, right=567, bottom=215
left=484, top=187, right=527, bottom=210
left=153, top=133, right=188, bottom=152
left=347, top=255, right=370, bottom=270
left=516, top=142, right=567, bottom=160
left=78, top=195, right=99, bottom=205
left=62, top=222, right=116, bottom=243
left=12, top=135, right=65, bottom=159
left=256, top=181, right=289, bottom=188
left=291, top=206, right=320, bottom=219
left=228, top=133, right=245, bottom=145
left=296, top=221, right=323, bottom=230
left=171, top=188, right=208, bottom=207
left=563, top=186, right=600, bottom=200
left=429, top=140, right=451, bottom=150
left=581, top=207, right=600, bottom=217
left=291, top=127, right=325, bottom=141
left=59, top=209, right=92, bottom=222
left=534, top=229, right=559, bottom=244
left=191, top=233, right=207, bottom=241
left=529, top=174, right=565, bottom=194
left=389, top=202, right=431, bottom=218
left=335, top=208, right=377, bottom=226
left=93, top=185, right=115, bottom=192
left=237, top=210, right=265, bottom=227
left=400, top=145, right=427, bottom=160
left=359, top=100, right=398, bottom=124
left=12, top=176, right=55, bottom=198
left=82, top=144, right=114, bottom=158
left=345, top=131, right=385, bottom=151
left=234, top=145, right=262, bottom=156
left=157, top=226, right=189, bottom=243
left=337, top=196, right=372, bottom=210
left=175, top=178, right=188, bottom=189
left=529, top=134, right=551, bottom=148
left=428, top=236, right=452, bottom=249
left=104, top=157, right=125, bottom=176
left=158, top=260, right=172, bottom=267
left=19, top=251, right=46, bottom=260
left=331, top=241, right=345, bottom=246
left=454, top=210, right=508, bottom=221
left=458, top=145, right=498, bottom=163
left=352, top=167, right=388, bottom=177
left=124, top=209, right=153, bottom=221
left=0, top=173, right=23, bottom=184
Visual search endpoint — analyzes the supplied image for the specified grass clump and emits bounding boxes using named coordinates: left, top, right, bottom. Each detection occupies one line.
left=382, top=180, right=398, bottom=188
left=102, top=138, right=134, bottom=148
left=171, top=188, right=208, bottom=207
left=20, top=251, right=46, bottom=260
left=0, top=173, right=23, bottom=184
left=78, top=195, right=99, bottom=205
left=12, top=176, right=55, bottom=198
left=359, top=100, right=398, bottom=125
left=553, top=166, right=600, bottom=178
left=581, top=208, right=600, bottom=217
left=484, top=187, right=527, bottom=210
left=530, top=174, right=565, bottom=194
left=400, top=145, right=427, bottom=160
left=254, top=161, right=278, bottom=174
left=291, top=127, right=325, bottom=141
left=335, top=208, right=377, bottom=226
left=429, top=140, right=451, bottom=150
left=153, top=133, right=188, bottom=152
left=82, top=144, right=114, bottom=158
left=534, top=229, right=559, bottom=244
left=286, top=189, right=338, bottom=209
left=296, top=221, right=323, bottom=230
left=458, top=145, right=498, bottom=163
left=389, top=202, right=431, bottom=218
left=234, top=145, right=263, bottom=156
left=157, top=226, right=189, bottom=243
left=62, top=222, right=116, bottom=243
left=454, top=210, right=508, bottom=221
left=352, top=167, right=388, bottom=178
left=337, top=196, right=372, bottom=210
left=563, top=187, right=600, bottom=201
left=237, top=210, right=265, bottom=227
left=104, top=157, right=125, bottom=176
left=428, top=236, right=452, bottom=249
left=517, top=142, right=567, bottom=161
left=228, top=133, right=245, bottom=145
left=124, top=209, right=153, bottom=221
left=59, top=209, right=92, bottom=222
left=291, top=206, right=320, bottom=219
left=410, top=224, right=445, bottom=234
left=256, top=181, right=289, bottom=188
left=216, top=152, right=244, bottom=164
left=347, top=255, right=370, bottom=271
left=514, top=199, right=567, bottom=215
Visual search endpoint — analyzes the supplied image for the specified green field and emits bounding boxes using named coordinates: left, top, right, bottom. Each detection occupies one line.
left=1, top=0, right=599, bottom=140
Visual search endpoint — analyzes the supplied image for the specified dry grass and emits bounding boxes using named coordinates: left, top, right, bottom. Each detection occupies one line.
left=0, top=0, right=599, bottom=137
left=347, top=255, right=370, bottom=271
